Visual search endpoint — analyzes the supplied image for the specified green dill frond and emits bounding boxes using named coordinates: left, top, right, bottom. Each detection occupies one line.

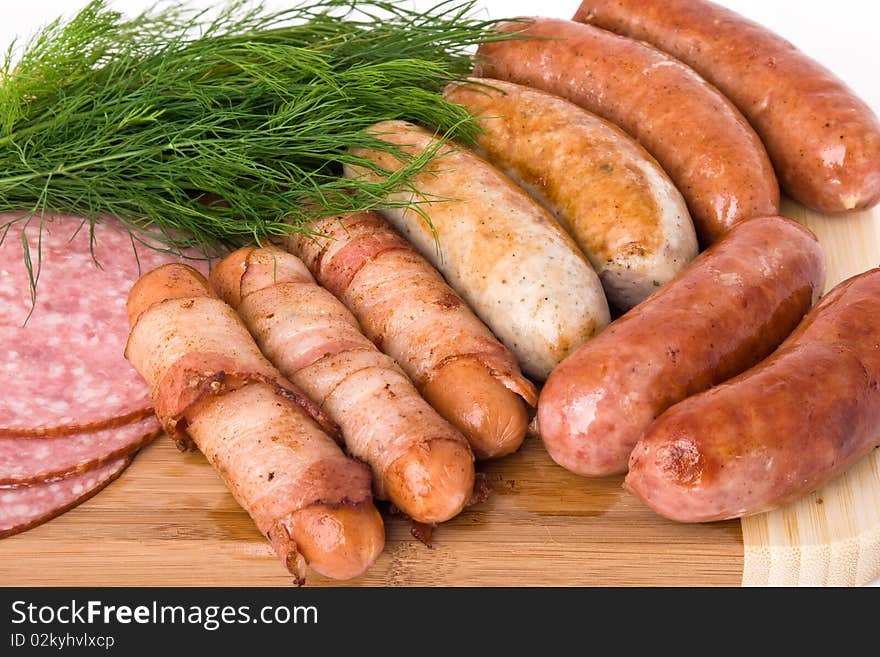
left=0, top=0, right=513, bottom=268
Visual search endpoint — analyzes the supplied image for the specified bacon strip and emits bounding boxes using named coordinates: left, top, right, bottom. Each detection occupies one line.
left=125, top=294, right=337, bottom=444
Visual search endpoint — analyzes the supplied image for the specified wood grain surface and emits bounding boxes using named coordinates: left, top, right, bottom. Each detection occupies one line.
left=0, top=202, right=876, bottom=587
left=0, top=428, right=742, bottom=586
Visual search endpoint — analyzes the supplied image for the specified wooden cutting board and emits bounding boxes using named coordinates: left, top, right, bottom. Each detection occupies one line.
left=0, top=199, right=876, bottom=587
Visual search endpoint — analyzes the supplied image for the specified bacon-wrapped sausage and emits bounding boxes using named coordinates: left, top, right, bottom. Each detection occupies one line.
left=125, top=264, right=383, bottom=583
left=286, top=211, right=538, bottom=460
left=211, top=247, right=475, bottom=524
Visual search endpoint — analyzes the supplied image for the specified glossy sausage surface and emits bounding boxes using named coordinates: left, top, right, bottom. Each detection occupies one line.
left=574, top=0, right=880, bottom=213
left=444, top=78, right=698, bottom=310
left=538, top=216, right=825, bottom=477
left=627, top=269, right=880, bottom=522
left=475, top=17, right=780, bottom=245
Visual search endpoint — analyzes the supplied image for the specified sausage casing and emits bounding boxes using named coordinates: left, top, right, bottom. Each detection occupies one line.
left=537, top=216, right=825, bottom=477
left=344, top=120, right=610, bottom=380
left=474, top=17, right=780, bottom=245
left=627, top=269, right=880, bottom=522
left=444, top=78, right=698, bottom=310
left=574, top=0, right=880, bottom=214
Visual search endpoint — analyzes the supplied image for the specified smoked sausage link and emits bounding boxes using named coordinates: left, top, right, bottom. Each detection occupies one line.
left=537, top=216, right=825, bottom=477
left=474, top=17, right=780, bottom=245
left=627, top=269, right=880, bottom=522
left=574, top=0, right=880, bottom=214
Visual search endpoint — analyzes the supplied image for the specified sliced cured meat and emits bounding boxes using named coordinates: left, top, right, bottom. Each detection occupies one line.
left=0, top=456, right=130, bottom=539
left=0, top=213, right=209, bottom=435
left=0, top=324, right=153, bottom=434
left=0, top=213, right=210, bottom=327
left=0, top=415, right=161, bottom=485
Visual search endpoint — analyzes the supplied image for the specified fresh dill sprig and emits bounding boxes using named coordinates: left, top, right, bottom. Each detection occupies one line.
left=0, top=0, right=512, bottom=263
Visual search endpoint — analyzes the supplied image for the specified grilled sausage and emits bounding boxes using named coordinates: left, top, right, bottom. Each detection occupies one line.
left=444, top=78, right=698, bottom=310
left=344, top=120, right=610, bottom=380
left=537, top=216, right=825, bottom=477
left=627, top=268, right=880, bottom=522
left=574, top=0, right=880, bottom=214
left=474, top=17, right=780, bottom=245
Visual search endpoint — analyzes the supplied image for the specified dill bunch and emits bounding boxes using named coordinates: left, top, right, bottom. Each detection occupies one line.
left=0, top=0, right=509, bottom=257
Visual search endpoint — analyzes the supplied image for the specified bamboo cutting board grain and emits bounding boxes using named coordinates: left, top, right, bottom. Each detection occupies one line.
left=0, top=200, right=877, bottom=587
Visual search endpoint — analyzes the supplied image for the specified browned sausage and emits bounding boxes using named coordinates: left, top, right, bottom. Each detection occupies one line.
left=443, top=78, right=698, bottom=311
left=474, top=17, right=780, bottom=245
left=574, top=0, right=880, bottom=214
left=627, top=268, right=880, bottom=522
left=345, top=120, right=610, bottom=379
left=126, top=264, right=384, bottom=582
left=537, top=216, right=825, bottom=477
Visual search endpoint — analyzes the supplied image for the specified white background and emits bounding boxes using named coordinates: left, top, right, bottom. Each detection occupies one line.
left=1, top=1, right=878, bottom=585
left=0, top=1, right=878, bottom=114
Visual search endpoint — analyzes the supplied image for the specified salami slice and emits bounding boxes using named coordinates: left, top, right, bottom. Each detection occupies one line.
left=0, top=324, right=155, bottom=433
left=0, top=415, right=161, bottom=485
left=0, top=456, right=130, bottom=539
left=0, top=213, right=210, bottom=434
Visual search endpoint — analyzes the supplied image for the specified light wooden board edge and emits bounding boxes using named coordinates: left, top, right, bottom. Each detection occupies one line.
left=741, top=201, right=880, bottom=587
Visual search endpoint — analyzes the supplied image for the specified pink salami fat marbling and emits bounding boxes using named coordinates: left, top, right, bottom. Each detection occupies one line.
left=0, top=214, right=209, bottom=434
